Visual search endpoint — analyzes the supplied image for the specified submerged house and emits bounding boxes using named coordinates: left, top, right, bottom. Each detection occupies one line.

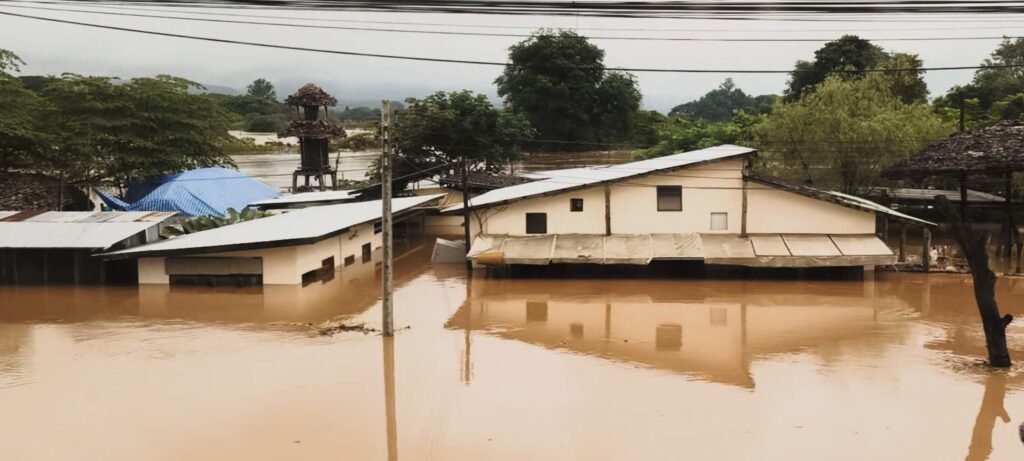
left=0, top=210, right=175, bottom=284
left=445, top=145, right=932, bottom=269
left=103, top=195, right=441, bottom=286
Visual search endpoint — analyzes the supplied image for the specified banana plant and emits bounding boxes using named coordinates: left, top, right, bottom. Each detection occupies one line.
left=161, top=207, right=271, bottom=237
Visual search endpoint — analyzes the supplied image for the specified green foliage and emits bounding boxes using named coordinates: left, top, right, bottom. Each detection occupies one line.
left=935, top=38, right=1024, bottom=128
left=0, top=49, right=24, bottom=77
left=785, top=35, right=927, bottom=104
left=636, top=111, right=762, bottom=159
left=246, top=78, right=277, bottom=101
left=0, top=51, right=48, bottom=172
left=755, top=75, right=953, bottom=194
left=373, top=90, right=535, bottom=184
left=495, top=30, right=641, bottom=149
left=669, top=79, right=776, bottom=122
left=162, top=207, right=271, bottom=237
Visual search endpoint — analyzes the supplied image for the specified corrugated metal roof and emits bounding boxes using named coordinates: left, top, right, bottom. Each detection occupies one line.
left=445, top=144, right=755, bottom=212
left=0, top=211, right=175, bottom=249
left=97, top=167, right=281, bottom=217
left=879, top=187, right=1004, bottom=202
left=249, top=190, right=355, bottom=207
left=816, top=189, right=936, bottom=226
left=105, top=194, right=443, bottom=258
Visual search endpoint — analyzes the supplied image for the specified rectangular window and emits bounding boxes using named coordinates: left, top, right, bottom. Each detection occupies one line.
left=657, top=186, right=682, bottom=211
left=525, top=213, right=547, bottom=234
left=570, top=198, right=584, bottom=212
left=373, top=222, right=382, bottom=234
left=344, top=255, right=356, bottom=266
left=710, top=212, right=728, bottom=231
left=361, top=243, right=372, bottom=263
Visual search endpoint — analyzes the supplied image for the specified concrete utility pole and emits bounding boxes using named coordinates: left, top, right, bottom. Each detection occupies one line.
left=381, top=100, right=394, bottom=336
left=461, top=157, right=473, bottom=272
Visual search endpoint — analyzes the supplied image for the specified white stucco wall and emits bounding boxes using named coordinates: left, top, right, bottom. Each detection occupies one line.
left=466, top=157, right=878, bottom=238
left=135, top=222, right=381, bottom=285
left=745, top=186, right=876, bottom=234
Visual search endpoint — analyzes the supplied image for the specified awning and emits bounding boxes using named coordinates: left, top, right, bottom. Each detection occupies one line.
left=470, top=233, right=895, bottom=268
left=702, top=234, right=895, bottom=268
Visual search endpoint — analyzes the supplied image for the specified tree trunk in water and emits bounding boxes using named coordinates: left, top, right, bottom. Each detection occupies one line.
left=936, top=195, right=1013, bottom=368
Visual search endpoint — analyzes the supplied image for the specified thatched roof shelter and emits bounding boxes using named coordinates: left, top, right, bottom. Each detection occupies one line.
left=885, top=121, right=1024, bottom=179
left=285, top=83, right=338, bottom=107
left=282, top=120, right=346, bottom=139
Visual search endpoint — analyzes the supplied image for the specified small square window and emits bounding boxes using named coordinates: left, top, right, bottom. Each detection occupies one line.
left=361, top=243, right=372, bottom=263
left=525, top=213, right=547, bottom=234
left=373, top=222, right=382, bottom=234
left=710, top=212, right=728, bottom=231
left=570, top=198, right=584, bottom=212
left=344, top=255, right=356, bottom=266
left=657, top=186, right=682, bottom=212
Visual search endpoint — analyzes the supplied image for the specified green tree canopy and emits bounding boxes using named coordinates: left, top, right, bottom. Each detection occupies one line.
left=755, top=74, right=952, bottom=194
left=935, top=38, right=1024, bottom=128
left=379, top=90, right=534, bottom=184
left=785, top=35, right=928, bottom=104
left=495, top=30, right=641, bottom=148
left=669, top=78, right=777, bottom=121
left=0, top=50, right=47, bottom=172
left=246, top=78, right=277, bottom=101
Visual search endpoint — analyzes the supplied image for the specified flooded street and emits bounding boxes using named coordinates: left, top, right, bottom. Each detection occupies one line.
left=3, top=247, right=1024, bottom=460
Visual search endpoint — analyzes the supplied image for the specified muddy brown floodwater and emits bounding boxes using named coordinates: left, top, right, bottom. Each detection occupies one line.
left=3, top=246, right=1024, bottom=460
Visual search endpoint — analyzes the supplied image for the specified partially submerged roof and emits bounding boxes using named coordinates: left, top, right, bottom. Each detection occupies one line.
left=877, top=187, right=1004, bottom=203
left=747, top=176, right=936, bottom=227
left=0, top=211, right=175, bottom=250
left=96, top=167, right=281, bottom=217
left=104, top=195, right=443, bottom=259
left=445, top=144, right=756, bottom=213
left=885, top=120, right=1024, bottom=178
left=249, top=190, right=355, bottom=208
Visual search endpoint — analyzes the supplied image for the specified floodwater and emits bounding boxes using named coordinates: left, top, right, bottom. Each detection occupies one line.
left=233, top=150, right=635, bottom=191
left=3, top=247, right=1024, bottom=460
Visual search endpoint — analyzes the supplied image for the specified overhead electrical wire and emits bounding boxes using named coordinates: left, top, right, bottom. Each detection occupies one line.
left=3, top=9, right=1023, bottom=74
left=5, top=2, right=1024, bottom=42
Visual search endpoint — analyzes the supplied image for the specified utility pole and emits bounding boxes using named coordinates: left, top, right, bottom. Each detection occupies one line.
left=381, top=100, right=394, bottom=336
left=461, top=157, right=473, bottom=272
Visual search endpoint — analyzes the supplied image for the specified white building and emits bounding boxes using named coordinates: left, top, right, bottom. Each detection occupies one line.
left=444, top=145, right=932, bottom=268
left=105, top=195, right=441, bottom=285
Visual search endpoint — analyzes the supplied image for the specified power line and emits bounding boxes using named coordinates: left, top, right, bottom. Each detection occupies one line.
left=21, top=0, right=1024, bottom=32
left=3, top=9, right=1021, bottom=74
left=7, top=2, right=1024, bottom=42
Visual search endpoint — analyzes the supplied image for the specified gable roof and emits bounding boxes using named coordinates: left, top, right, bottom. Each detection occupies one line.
left=103, top=195, right=442, bottom=259
left=0, top=211, right=175, bottom=250
left=443, top=144, right=756, bottom=213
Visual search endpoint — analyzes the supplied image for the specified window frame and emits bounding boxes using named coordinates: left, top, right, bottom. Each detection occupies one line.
left=569, top=198, right=584, bottom=212
left=656, top=186, right=683, bottom=212
left=710, top=212, right=729, bottom=231
left=525, top=212, right=548, bottom=234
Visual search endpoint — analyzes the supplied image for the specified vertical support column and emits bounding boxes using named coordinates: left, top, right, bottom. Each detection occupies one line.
left=899, top=224, right=907, bottom=263
left=461, top=159, right=473, bottom=272
left=381, top=100, right=394, bottom=337
left=1005, top=172, right=1014, bottom=258
left=740, top=178, right=749, bottom=237
left=960, top=173, right=969, bottom=224
left=604, top=184, right=611, bottom=236
left=922, top=227, right=932, bottom=271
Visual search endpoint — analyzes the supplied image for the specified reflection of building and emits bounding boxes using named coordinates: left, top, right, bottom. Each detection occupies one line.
left=446, top=145, right=933, bottom=269
left=447, top=279, right=901, bottom=388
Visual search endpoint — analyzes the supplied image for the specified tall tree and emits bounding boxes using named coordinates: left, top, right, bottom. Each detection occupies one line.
left=378, top=90, right=534, bottom=184
left=935, top=38, right=1024, bottom=127
left=246, top=78, right=277, bottom=101
left=495, top=30, right=641, bottom=148
left=0, top=50, right=47, bottom=172
left=756, top=74, right=952, bottom=194
left=785, top=35, right=926, bottom=103
left=669, top=78, right=775, bottom=121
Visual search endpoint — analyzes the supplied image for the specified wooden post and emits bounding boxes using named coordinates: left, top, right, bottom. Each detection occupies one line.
left=1005, top=172, right=1014, bottom=259
left=922, top=227, right=932, bottom=271
left=381, top=100, right=394, bottom=337
left=740, top=178, right=749, bottom=237
left=461, top=158, right=473, bottom=272
left=935, top=195, right=1012, bottom=367
left=604, top=184, right=611, bottom=236
left=960, top=173, right=969, bottom=224
left=899, top=224, right=907, bottom=263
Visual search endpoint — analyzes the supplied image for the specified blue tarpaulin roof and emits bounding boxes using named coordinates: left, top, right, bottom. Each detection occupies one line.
left=96, top=167, right=281, bottom=217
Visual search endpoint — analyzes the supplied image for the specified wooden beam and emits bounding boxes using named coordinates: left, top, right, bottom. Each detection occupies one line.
left=899, top=224, right=907, bottom=263
left=604, top=184, right=611, bottom=236
left=922, top=227, right=932, bottom=271
left=740, top=178, right=749, bottom=237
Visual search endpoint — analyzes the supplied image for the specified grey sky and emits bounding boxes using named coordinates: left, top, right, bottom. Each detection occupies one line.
left=1, top=3, right=1021, bottom=111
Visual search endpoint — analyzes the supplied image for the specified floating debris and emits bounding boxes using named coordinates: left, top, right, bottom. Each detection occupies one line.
left=317, top=321, right=379, bottom=336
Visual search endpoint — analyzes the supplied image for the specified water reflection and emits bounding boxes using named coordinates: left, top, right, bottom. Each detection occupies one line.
left=447, top=278, right=901, bottom=388
left=966, top=372, right=1011, bottom=461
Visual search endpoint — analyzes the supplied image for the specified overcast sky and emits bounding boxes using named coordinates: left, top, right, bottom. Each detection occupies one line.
left=1, top=3, right=1021, bottom=111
